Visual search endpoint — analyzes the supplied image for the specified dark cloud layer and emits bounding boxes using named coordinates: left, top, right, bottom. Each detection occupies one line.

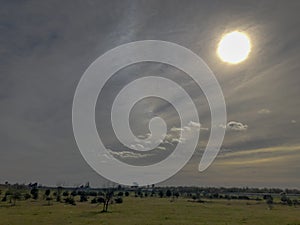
left=0, top=0, right=299, bottom=188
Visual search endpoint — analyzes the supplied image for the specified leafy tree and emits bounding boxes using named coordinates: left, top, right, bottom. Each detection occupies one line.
left=80, top=193, right=88, bottom=202
left=137, top=190, right=142, bottom=197
left=53, top=187, right=62, bottom=202
left=56, top=194, right=61, bottom=202
left=44, top=189, right=52, bottom=205
left=281, top=194, right=288, bottom=204
left=173, top=192, right=180, bottom=198
left=46, top=197, right=53, bottom=205
left=30, top=188, right=39, bottom=200
left=292, top=199, right=299, bottom=206
left=266, top=196, right=273, bottom=210
left=287, top=198, right=293, bottom=206
left=62, top=190, right=69, bottom=197
left=45, top=189, right=51, bottom=198
left=125, top=191, right=130, bottom=197
left=11, top=191, right=21, bottom=206
left=166, top=189, right=172, bottom=197
left=159, top=190, right=164, bottom=198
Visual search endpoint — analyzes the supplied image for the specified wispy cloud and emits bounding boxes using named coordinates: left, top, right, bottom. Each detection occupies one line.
left=220, top=145, right=300, bottom=158
left=218, top=155, right=285, bottom=165
left=258, top=108, right=271, bottom=114
left=216, top=145, right=300, bottom=166
left=107, top=149, right=152, bottom=159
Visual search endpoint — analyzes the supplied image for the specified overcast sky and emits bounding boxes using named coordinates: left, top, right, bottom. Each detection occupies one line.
left=1, top=0, right=299, bottom=188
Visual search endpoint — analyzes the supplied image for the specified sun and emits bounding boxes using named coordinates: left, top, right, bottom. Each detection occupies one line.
left=217, top=31, right=251, bottom=64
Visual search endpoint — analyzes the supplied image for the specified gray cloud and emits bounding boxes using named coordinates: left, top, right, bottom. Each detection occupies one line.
left=227, top=121, right=248, bottom=131
left=258, top=108, right=271, bottom=114
left=108, top=149, right=152, bottom=159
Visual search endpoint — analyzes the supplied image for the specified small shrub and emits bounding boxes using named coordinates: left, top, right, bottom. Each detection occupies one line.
left=89, top=191, right=97, bottom=197
left=64, top=197, right=76, bottom=205
left=71, top=190, right=77, bottom=197
left=91, top=198, right=97, bottom=204
left=24, top=193, right=31, bottom=200
left=115, top=197, right=123, bottom=204
left=80, top=194, right=88, bottom=202
left=97, top=197, right=105, bottom=203
left=1, top=196, right=7, bottom=202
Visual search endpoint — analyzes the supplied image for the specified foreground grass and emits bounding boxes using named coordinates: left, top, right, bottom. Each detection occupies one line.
left=0, top=197, right=300, bottom=225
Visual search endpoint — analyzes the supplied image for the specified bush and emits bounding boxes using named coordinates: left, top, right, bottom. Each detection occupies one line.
left=64, top=197, right=76, bottom=205
left=287, top=198, right=293, bottom=206
left=56, top=194, right=61, bottom=202
left=159, top=190, right=164, bottom=198
left=97, top=197, right=105, bottom=203
left=266, top=198, right=273, bottom=205
left=80, top=194, right=88, bottom=202
left=46, top=197, right=53, bottom=205
left=5, top=190, right=12, bottom=196
left=115, top=197, right=123, bottom=204
left=45, top=189, right=51, bottom=197
left=292, top=199, right=299, bottom=205
left=91, top=198, right=97, bottom=204
left=166, top=190, right=172, bottom=197
left=174, top=192, right=180, bottom=198
left=24, top=193, right=31, bottom=200
left=71, top=190, right=77, bottom=197
left=238, top=196, right=250, bottom=200
left=89, top=191, right=97, bottom=197
left=1, top=196, right=7, bottom=202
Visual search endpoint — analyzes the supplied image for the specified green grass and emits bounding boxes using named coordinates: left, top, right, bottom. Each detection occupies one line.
left=0, top=197, right=300, bottom=225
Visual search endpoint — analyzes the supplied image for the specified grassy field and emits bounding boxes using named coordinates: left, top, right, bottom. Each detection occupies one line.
left=0, top=197, right=300, bottom=225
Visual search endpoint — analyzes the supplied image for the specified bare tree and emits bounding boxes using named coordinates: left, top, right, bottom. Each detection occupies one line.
left=102, top=190, right=114, bottom=212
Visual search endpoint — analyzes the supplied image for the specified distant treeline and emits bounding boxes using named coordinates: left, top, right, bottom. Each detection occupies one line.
left=1, top=182, right=300, bottom=195
left=1, top=182, right=300, bottom=209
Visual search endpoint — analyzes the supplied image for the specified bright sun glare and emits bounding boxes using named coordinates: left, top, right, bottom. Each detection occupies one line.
left=217, top=31, right=251, bottom=64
